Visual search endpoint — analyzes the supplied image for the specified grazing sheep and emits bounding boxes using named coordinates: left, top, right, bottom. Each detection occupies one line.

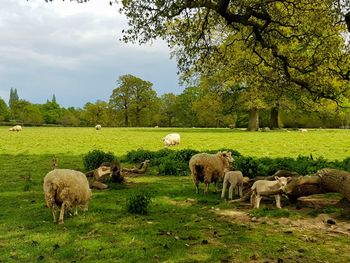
left=250, top=176, right=290, bottom=209
left=221, top=170, right=244, bottom=199
left=189, top=151, right=233, bottom=194
left=43, top=169, right=92, bottom=224
left=299, top=128, right=308, bottom=132
left=9, top=125, right=22, bottom=131
left=162, top=133, right=180, bottom=147
left=95, top=124, right=102, bottom=130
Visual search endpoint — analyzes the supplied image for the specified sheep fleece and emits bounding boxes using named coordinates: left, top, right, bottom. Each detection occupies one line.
left=43, top=169, right=91, bottom=212
left=189, top=152, right=229, bottom=183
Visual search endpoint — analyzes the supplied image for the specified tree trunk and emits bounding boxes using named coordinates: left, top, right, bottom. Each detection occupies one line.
left=317, top=168, right=350, bottom=201
left=135, top=107, right=141, bottom=127
left=247, top=108, right=259, bottom=131
left=124, top=108, right=129, bottom=127
left=269, top=107, right=280, bottom=129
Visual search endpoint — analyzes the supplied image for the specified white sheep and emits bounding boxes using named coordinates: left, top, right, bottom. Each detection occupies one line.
left=9, top=125, right=22, bottom=131
left=250, top=176, right=290, bottom=209
left=95, top=124, right=102, bottom=130
left=43, top=169, right=92, bottom=224
left=299, top=128, right=308, bottom=132
left=189, top=151, right=233, bottom=194
left=221, top=170, right=244, bottom=199
left=162, top=133, right=180, bottom=147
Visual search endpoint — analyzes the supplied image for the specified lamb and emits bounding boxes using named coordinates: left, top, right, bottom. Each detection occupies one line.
left=189, top=151, right=233, bottom=194
left=95, top=124, right=102, bottom=130
left=162, top=133, right=180, bottom=147
left=250, top=176, right=290, bottom=209
left=221, top=170, right=244, bottom=199
left=43, top=169, right=92, bottom=224
left=9, top=125, right=22, bottom=131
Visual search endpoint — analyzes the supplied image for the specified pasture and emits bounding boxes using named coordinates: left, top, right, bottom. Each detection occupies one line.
left=1, top=127, right=350, bottom=262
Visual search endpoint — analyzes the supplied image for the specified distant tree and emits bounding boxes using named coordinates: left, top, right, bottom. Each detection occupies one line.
left=9, top=88, right=19, bottom=110
left=0, top=97, right=9, bottom=121
left=10, top=100, right=43, bottom=125
left=41, top=100, right=62, bottom=124
left=110, top=74, right=158, bottom=127
left=83, top=100, right=110, bottom=126
left=52, top=94, right=57, bottom=104
left=60, top=107, right=81, bottom=126
left=175, top=86, right=201, bottom=127
left=159, top=93, right=177, bottom=127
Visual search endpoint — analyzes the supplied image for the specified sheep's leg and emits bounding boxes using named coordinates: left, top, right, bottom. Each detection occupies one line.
left=228, top=184, right=234, bottom=200
left=250, top=192, right=256, bottom=208
left=51, top=206, right=57, bottom=223
left=275, top=194, right=281, bottom=209
left=194, top=180, right=199, bottom=194
left=74, top=207, right=78, bottom=216
left=221, top=179, right=227, bottom=198
left=204, top=181, right=209, bottom=194
left=58, top=201, right=68, bottom=224
left=256, top=194, right=262, bottom=208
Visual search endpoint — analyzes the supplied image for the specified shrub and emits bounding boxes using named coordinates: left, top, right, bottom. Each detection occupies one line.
left=83, top=149, right=118, bottom=171
left=158, top=157, right=189, bottom=176
left=126, top=191, right=152, bottom=215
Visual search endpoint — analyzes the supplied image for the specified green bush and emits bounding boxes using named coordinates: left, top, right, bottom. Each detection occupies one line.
left=123, top=148, right=350, bottom=177
left=126, top=191, right=152, bottom=215
left=83, top=149, right=118, bottom=171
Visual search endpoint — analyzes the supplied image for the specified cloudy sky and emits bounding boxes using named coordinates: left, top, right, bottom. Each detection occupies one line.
left=0, top=0, right=181, bottom=107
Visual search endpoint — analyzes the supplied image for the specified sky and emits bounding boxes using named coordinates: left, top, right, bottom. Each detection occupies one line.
left=0, top=0, right=181, bottom=108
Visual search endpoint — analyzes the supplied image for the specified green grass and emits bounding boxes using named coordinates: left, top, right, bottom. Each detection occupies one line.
left=1, top=127, right=350, bottom=262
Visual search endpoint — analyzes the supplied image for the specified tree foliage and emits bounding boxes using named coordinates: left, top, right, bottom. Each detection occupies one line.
left=115, top=0, right=350, bottom=102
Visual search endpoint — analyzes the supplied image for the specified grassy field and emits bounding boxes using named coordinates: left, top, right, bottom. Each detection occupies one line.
left=1, top=127, right=350, bottom=262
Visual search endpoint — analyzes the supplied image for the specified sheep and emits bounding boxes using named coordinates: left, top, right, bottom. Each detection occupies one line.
left=189, top=151, right=234, bottom=194
left=95, top=124, right=102, bottom=130
left=221, top=170, right=244, bottom=199
left=299, top=128, right=308, bottom=132
left=250, top=176, right=291, bottom=209
left=43, top=169, right=92, bottom=224
left=162, top=133, right=180, bottom=147
left=9, top=125, right=22, bottom=132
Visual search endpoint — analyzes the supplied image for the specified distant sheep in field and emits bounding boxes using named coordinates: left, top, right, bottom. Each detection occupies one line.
left=43, top=169, right=92, bottom=224
left=189, top=151, right=233, bottom=194
left=95, top=124, right=102, bottom=130
left=9, top=125, right=22, bottom=132
left=162, top=133, right=180, bottom=147
left=250, top=176, right=291, bottom=209
left=299, top=128, right=308, bottom=132
left=221, top=170, right=244, bottom=200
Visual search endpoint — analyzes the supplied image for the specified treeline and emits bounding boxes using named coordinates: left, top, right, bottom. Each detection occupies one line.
left=1, top=75, right=350, bottom=128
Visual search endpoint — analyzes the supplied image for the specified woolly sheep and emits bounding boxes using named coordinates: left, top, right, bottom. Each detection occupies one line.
left=299, top=128, right=308, bottom=132
left=250, top=176, right=290, bottom=209
left=162, top=133, right=180, bottom=147
left=189, top=151, right=233, bottom=194
left=221, top=170, right=244, bottom=199
left=43, top=169, right=92, bottom=224
left=95, top=124, right=102, bottom=130
left=9, top=125, right=22, bottom=132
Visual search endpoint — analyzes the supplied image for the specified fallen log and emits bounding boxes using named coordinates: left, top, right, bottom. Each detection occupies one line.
left=121, top=160, right=150, bottom=174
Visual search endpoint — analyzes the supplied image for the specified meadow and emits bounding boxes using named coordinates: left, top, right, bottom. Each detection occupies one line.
left=1, top=127, right=350, bottom=262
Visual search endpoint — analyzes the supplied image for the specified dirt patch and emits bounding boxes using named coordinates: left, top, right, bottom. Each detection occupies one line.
left=215, top=207, right=350, bottom=237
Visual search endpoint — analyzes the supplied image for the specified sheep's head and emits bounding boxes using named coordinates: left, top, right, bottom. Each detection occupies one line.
left=218, top=151, right=234, bottom=168
left=275, top=176, right=292, bottom=191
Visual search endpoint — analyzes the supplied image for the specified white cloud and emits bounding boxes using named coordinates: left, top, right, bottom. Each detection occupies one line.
left=0, top=0, right=180, bottom=107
